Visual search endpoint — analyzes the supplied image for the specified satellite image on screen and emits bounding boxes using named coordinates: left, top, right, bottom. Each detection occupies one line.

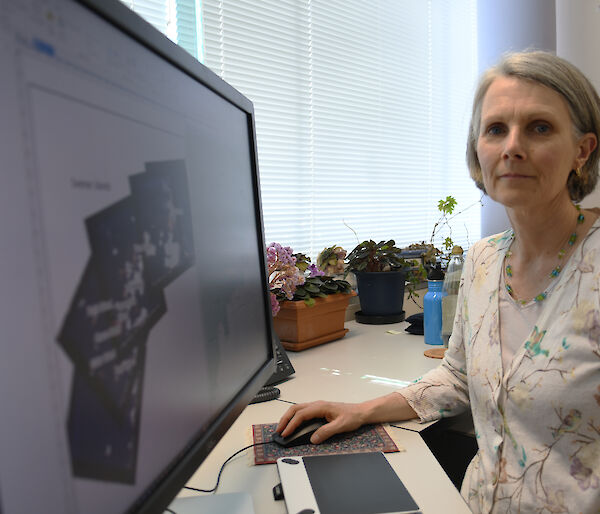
left=57, top=159, right=194, bottom=483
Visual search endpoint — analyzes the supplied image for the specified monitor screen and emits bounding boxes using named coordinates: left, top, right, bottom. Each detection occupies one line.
left=0, top=0, right=275, bottom=512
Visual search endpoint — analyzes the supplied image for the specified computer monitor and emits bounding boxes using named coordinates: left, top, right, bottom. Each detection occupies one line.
left=0, top=0, right=275, bottom=512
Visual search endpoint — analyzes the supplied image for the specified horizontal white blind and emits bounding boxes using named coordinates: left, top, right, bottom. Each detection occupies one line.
left=309, top=1, right=435, bottom=251
left=203, top=0, right=481, bottom=258
left=120, top=0, right=170, bottom=35
left=124, top=0, right=481, bottom=258
left=203, top=0, right=314, bottom=252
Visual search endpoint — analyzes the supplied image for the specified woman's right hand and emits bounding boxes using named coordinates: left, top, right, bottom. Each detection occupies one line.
left=275, top=392, right=418, bottom=444
left=275, top=400, right=367, bottom=444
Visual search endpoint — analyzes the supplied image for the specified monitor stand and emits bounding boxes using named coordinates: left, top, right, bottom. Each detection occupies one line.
left=168, top=492, right=255, bottom=513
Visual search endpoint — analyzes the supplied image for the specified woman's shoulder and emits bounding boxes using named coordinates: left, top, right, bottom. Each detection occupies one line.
left=467, top=229, right=513, bottom=255
left=461, top=230, right=512, bottom=275
left=587, top=207, right=600, bottom=216
left=584, top=207, right=600, bottom=234
left=583, top=207, right=600, bottom=248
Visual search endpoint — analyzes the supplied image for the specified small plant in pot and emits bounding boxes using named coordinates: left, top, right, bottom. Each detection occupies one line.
left=345, top=240, right=424, bottom=324
left=316, top=245, right=347, bottom=276
left=267, top=243, right=355, bottom=351
left=290, top=251, right=353, bottom=305
left=400, top=196, right=459, bottom=276
left=268, top=244, right=352, bottom=314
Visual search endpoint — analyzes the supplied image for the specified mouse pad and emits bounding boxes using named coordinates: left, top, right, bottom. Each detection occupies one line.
left=252, top=423, right=399, bottom=465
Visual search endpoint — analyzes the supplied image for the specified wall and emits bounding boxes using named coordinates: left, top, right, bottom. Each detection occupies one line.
left=556, top=0, right=600, bottom=208
left=477, top=0, right=600, bottom=233
left=477, top=0, right=557, bottom=237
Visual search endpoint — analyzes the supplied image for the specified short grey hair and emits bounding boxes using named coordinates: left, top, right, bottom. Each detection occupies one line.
left=466, top=51, right=600, bottom=202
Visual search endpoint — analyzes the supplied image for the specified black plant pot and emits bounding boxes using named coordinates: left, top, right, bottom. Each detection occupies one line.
left=354, top=270, right=406, bottom=323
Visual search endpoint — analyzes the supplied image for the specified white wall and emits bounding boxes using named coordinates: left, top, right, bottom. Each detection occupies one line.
left=556, top=0, right=600, bottom=208
left=477, top=0, right=557, bottom=237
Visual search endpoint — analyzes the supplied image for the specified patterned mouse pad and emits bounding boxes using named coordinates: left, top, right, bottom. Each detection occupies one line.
left=252, top=423, right=399, bottom=465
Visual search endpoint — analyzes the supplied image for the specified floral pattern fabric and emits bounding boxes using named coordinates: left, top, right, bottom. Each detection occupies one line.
left=400, top=219, right=600, bottom=513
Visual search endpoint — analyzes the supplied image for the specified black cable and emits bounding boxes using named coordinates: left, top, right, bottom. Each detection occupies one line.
left=164, top=508, right=177, bottom=513
left=275, top=398, right=297, bottom=405
left=182, top=402, right=296, bottom=495
left=184, top=442, right=270, bottom=494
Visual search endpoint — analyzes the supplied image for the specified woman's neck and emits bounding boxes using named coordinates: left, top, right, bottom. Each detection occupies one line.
left=505, top=200, right=581, bottom=260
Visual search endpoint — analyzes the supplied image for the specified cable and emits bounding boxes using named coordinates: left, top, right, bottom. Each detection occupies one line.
left=275, top=398, right=297, bottom=405
left=249, top=385, right=280, bottom=404
left=183, top=402, right=298, bottom=495
left=184, top=442, right=270, bottom=494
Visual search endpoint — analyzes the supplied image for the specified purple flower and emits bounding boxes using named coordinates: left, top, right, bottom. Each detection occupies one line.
left=267, top=242, right=305, bottom=305
left=267, top=242, right=296, bottom=267
left=270, top=292, right=280, bottom=317
left=308, top=263, right=325, bottom=277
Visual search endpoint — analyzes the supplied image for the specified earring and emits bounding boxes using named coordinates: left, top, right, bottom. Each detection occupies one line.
left=576, top=167, right=583, bottom=178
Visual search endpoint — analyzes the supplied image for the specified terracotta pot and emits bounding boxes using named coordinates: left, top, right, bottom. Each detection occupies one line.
left=273, top=292, right=356, bottom=351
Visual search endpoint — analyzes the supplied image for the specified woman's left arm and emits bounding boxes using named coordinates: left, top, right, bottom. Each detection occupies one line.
left=398, top=250, right=473, bottom=422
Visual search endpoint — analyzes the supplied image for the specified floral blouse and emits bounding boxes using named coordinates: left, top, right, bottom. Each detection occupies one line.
left=400, top=218, right=600, bottom=513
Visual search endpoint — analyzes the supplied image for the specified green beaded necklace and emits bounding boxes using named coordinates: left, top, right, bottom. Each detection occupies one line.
left=504, top=206, right=585, bottom=304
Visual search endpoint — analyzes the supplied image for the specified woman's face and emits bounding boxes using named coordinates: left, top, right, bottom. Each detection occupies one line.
left=476, top=76, right=595, bottom=209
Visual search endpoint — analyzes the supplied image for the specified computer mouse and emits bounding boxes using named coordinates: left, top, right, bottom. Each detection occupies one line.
left=271, top=418, right=327, bottom=448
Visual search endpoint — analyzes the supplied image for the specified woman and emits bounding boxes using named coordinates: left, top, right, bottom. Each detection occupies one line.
left=276, top=51, right=600, bottom=513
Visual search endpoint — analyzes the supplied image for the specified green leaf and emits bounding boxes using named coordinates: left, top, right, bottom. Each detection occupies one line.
left=294, top=289, right=308, bottom=299
left=304, top=283, right=320, bottom=293
left=438, top=196, right=457, bottom=215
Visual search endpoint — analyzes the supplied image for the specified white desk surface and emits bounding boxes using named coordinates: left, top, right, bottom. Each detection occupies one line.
left=279, top=320, right=441, bottom=431
left=174, top=320, right=471, bottom=514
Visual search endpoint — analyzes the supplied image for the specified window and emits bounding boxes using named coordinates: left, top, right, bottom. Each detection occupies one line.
left=122, top=0, right=480, bottom=258
left=120, top=0, right=203, bottom=58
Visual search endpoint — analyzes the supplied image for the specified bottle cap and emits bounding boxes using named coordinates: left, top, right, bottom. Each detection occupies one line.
left=427, top=265, right=444, bottom=281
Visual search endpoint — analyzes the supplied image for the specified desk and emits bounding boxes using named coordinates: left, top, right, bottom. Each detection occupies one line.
left=176, top=320, right=471, bottom=513
left=279, top=320, right=442, bottom=432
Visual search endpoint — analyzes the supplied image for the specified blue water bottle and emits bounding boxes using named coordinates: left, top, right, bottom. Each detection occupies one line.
left=424, top=266, right=446, bottom=345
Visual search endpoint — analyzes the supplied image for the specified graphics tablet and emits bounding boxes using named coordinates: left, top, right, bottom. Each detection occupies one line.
left=276, top=451, right=421, bottom=514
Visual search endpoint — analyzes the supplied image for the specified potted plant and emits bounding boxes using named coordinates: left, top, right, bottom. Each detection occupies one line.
left=316, top=245, right=347, bottom=276
left=268, top=243, right=355, bottom=351
left=345, top=239, right=424, bottom=323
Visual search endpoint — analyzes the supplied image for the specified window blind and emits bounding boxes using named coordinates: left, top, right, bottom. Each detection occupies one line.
left=120, top=0, right=171, bottom=36
left=122, top=0, right=481, bottom=259
left=202, top=0, right=480, bottom=258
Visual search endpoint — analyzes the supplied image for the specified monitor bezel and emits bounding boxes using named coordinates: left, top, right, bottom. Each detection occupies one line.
left=75, top=0, right=276, bottom=512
